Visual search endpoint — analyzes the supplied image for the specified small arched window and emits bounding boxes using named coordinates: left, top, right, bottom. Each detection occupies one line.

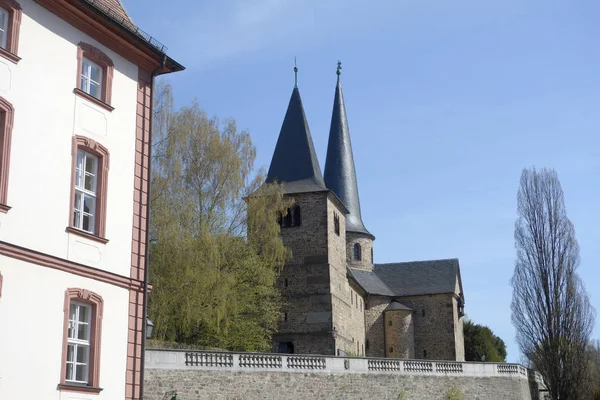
left=334, top=213, right=340, bottom=236
left=423, top=349, right=428, bottom=359
left=353, top=243, right=361, bottom=261
left=293, top=206, right=301, bottom=227
left=284, top=208, right=292, bottom=228
left=371, top=248, right=374, bottom=263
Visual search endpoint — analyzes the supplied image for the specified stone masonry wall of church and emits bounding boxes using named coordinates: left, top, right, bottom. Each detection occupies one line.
left=279, top=192, right=329, bottom=265
left=275, top=192, right=333, bottom=355
left=346, top=232, right=373, bottom=271
left=331, top=278, right=367, bottom=355
left=327, top=197, right=366, bottom=356
left=398, top=294, right=459, bottom=361
left=365, top=296, right=389, bottom=358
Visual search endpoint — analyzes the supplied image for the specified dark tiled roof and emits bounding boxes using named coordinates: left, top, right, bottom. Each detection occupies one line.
left=95, top=0, right=132, bottom=23
left=324, top=77, right=372, bottom=237
left=349, top=258, right=460, bottom=297
left=384, top=301, right=413, bottom=312
left=266, top=87, right=327, bottom=194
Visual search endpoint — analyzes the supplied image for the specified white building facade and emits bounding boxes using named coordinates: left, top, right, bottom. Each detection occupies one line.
left=0, top=1, right=183, bottom=399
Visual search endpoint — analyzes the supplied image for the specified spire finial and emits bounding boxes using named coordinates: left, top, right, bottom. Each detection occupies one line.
left=294, top=57, right=298, bottom=88
left=336, top=60, right=342, bottom=81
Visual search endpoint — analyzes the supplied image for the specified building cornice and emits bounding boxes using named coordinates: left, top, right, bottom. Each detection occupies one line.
left=33, top=0, right=184, bottom=74
left=0, top=240, right=144, bottom=291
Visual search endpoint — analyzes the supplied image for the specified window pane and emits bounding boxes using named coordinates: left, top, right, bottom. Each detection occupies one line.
left=84, top=173, right=96, bottom=192
left=73, top=210, right=81, bottom=229
left=84, top=155, right=97, bottom=175
left=69, top=304, right=77, bottom=321
left=78, top=305, right=88, bottom=323
left=77, top=321, right=88, bottom=340
left=66, top=363, right=74, bottom=381
left=0, top=9, right=7, bottom=50
left=81, top=60, right=90, bottom=76
left=90, top=65, right=101, bottom=83
left=75, top=364, right=86, bottom=382
left=76, top=345, right=88, bottom=363
left=82, top=214, right=92, bottom=232
left=66, top=344, right=75, bottom=362
left=83, top=195, right=95, bottom=214
left=74, top=192, right=82, bottom=211
left=80, top=75, right=87, bottom=92
left=89, top=82, right=101, bottom=99
left=76, top=152, right=84, bottom=188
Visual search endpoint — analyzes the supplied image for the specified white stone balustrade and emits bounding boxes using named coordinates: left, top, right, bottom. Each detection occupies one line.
left=146, top=349, right=544, bottom=386
left=287, top=356, right=326, bottom=370
left=436, top=362, right=463, bottom=374
left=368, top=359, right=401, bottom=371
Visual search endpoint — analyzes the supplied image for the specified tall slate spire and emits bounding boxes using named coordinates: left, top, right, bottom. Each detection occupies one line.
left=266, top=67, right=326, bottom=194
left=324, top=63, right=372, bottom=236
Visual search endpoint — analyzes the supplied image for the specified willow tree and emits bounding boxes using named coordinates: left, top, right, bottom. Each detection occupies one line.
left=511, top=167, right=595, bottom=400
left=148, top=82, right=291, bottom=351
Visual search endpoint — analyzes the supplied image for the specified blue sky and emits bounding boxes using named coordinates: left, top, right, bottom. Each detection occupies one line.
left=124, top=0, right=600, bottom=362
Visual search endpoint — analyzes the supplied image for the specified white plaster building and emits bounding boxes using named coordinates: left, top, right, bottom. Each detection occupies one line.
left=0, top=1, right=183, bottom=399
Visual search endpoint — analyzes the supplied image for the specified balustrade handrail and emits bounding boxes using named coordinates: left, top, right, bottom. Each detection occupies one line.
left=147, top=349, right=543, bottom=386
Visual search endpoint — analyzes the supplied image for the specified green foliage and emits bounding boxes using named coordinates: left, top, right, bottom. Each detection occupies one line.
left=463, top=319, right=507, bottom=362
left=588, top=340, right=600, bottom=399
left=446, top=385, right=464, bottom=400
left=148, top=82, right=291, bottom=351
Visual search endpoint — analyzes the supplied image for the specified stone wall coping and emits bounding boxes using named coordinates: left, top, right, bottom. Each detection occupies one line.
left=145, top=349, right=545, bottom=384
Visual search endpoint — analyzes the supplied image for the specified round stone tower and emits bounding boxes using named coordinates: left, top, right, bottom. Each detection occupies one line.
left=384, top=302, right=415, bottom=359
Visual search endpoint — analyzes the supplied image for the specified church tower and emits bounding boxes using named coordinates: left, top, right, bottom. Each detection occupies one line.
left=324, top=63, right=375, bottom=271
left=267, top=65, right=366, bottom=356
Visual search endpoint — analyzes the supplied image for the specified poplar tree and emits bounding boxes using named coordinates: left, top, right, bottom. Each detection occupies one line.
left=511, top=167, right=595, bottom=400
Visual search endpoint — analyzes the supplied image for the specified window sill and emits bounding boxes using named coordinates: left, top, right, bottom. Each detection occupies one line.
left=57, top=383, right=103, bottom=394
left=0, top=47, right=20, bottom=64
left=73, top=88, right=114, bottom=112
left=66, top=227, right=109, bottom=244
left=0, top=203, right=10, bottom=213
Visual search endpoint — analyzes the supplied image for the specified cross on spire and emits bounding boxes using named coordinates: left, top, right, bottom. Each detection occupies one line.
left=336, top=61, right=342, bottom=80
left=294, top=57, right=298, bottom=88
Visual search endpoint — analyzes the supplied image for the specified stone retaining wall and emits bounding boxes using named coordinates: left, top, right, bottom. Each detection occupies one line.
left=144, top=350, right=547, bottom=400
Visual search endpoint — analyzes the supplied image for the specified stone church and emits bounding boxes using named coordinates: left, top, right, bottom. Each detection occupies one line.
left=265, top=65, right=465, bottom=361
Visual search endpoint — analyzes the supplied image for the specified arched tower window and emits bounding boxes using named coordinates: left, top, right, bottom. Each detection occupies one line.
left=371, top=247, right=373, bottom=263
left=293, top=206, right=301, bottom=227
left=353, top=243, right=361, bottom=261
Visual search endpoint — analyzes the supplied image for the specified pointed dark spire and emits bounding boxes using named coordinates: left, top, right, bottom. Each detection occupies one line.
left=324, top=63, right=373, bottom=237
left=266, top=66, right=326, bottom=194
